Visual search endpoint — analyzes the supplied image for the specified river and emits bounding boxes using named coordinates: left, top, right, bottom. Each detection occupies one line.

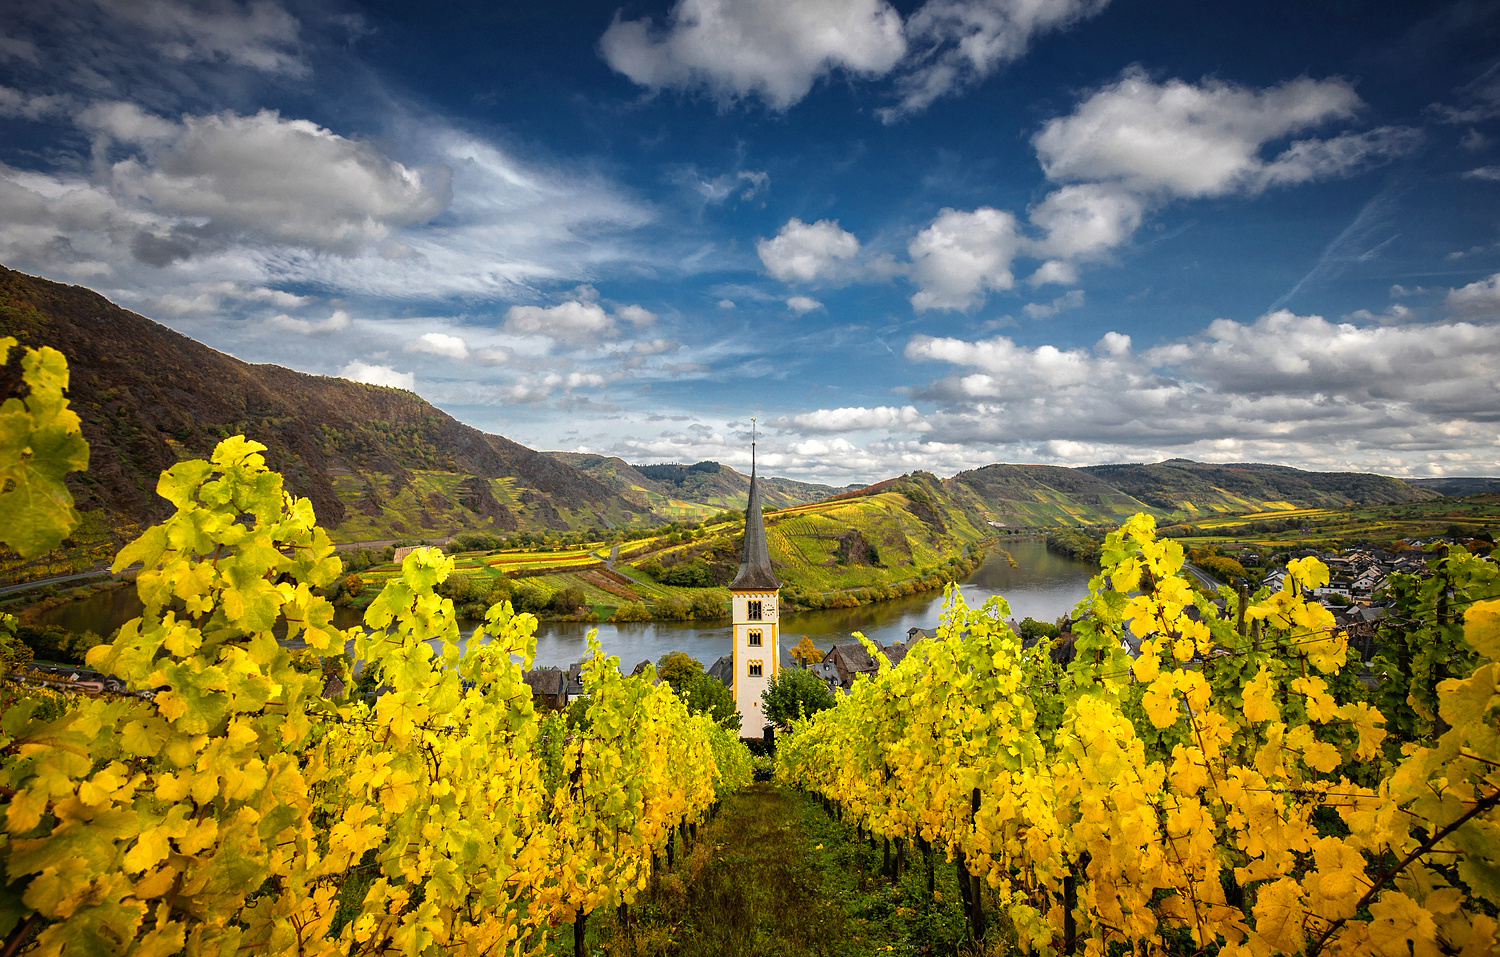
left=31, top=537, right=1096, bottom=670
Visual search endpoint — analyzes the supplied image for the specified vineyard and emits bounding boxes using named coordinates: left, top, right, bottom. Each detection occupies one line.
left=778, top=513, right=1500, bottom=956
left=0, top=337, right=753, bottom=956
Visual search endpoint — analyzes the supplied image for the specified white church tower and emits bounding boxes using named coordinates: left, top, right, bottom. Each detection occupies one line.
left=730, top=423, right=780, bottom=735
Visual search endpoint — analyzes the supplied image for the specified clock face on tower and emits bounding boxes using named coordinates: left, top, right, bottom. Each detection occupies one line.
left=764, top=598, right=776, bottom=618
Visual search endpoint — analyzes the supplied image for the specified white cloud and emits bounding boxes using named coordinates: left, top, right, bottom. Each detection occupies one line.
left=1095, top=331, right=1131, bottom=356
left=600, top=0, right=907, bottom=111
left=268, top=309, right=351, bottom=336
left=672, top=167, right=770, bottom=204
left=632, top=338, right=680, bottom=356
left=1342, top=304, right=1412, bottom=324
left=0, top=86, right=72, bottom=121
left=1023, top=288, right=1084, bottom=319
left=101, top=109, right=451, bottom=258
left=786, top=295, right=823, bottom=314
left=502, top=371, right=610, bottom=404
left=903, top=311, right=1500, bottom=454
left=474, top=347, right=510, bottom=366
left=1033, top=70, right=1379, bottom=198
left=98, top=0, right=306, bottom=75
left=886, top=0, right=1111, bottom=118
left=907, top=207, right=1021, bottom=311
left=405, top=331, right=469, bottom=359
left=789, top=405, right=929, bottom=432
left=340, top=361, right=414, bottom=390
left=758, top=218, right=862, bottom=282
left=616, top=304, right=658, bottom=326
left=1447, top=272, right=1500, bottom=318
left=1027, top=259, right=1079, bottom=287
left=1026, top=184, right=1147, bottom=264
left=1463, top=166, right=1500, bottom=181
left=505, top=300, right=614, bottom=339
left=717, top=299, right=737, bottom=309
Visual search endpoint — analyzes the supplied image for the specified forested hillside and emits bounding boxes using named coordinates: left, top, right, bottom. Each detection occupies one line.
left=0, top=266, right=651, bottom=548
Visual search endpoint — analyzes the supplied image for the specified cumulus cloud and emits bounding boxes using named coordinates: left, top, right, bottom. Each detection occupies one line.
left=600, top=0, right=907, bottom=111
left=758, top=218, right=862, bottom=282
left=907, top=207, right=1022, bottom=311
left=99, top=109, right=451, bottom=258
left=341, top=361, right=414, bottom=390
left=506, top=300, right=613, bottom=339
left=405, top=331, right=469, bottom=359
left=1026, top=183, right=1145, bottom=265
left=891, top=70, right=1420, bottom=309
left=1447, top=272, right=1500, bottom=318
left=268, top=309, right=351, bottom=336
left=599, top=0, right=1110, bottom=117
left=1463, top=166, right=1500, bottom=181
left=901, top=311, right=1500, bottom=454
left=1032, top=71, right=1387, bottom=198
left=786, top=295, right=823, bottom=314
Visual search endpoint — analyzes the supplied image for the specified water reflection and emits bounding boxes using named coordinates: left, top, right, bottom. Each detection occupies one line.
left=31, top=537, right=1096, bottom=671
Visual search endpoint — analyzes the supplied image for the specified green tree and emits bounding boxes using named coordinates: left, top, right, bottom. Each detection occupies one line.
left=656, top=650, right=701, bottom=687
left=761, top=667, right=836, bottom=727
left=679, top=670, right=741, bottom=733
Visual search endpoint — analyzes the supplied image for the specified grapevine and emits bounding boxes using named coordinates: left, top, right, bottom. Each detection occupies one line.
left=779, top=513, right=1500, bottom=956
left=0, top=343, right=752, bottom=956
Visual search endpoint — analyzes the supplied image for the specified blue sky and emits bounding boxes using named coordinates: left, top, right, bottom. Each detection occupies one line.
left=2, top=0, right=1498, bottom=484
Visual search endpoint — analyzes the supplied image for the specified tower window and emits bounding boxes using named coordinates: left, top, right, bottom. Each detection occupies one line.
left=748, top=661, right=763, bottom=677
left=748, top=629, right=762, bottom=647
left=748, top=600, right=763, bottom=621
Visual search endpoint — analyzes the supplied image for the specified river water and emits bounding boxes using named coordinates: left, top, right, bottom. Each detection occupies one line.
left=32, top=537, right=1096, bottom=670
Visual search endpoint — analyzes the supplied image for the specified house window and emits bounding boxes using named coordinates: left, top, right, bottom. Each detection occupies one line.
left=748, top=600, right=763, bottom=621
left=748, top=629, right=762, bottom=646
left=748, top=661, right=763, bottom=677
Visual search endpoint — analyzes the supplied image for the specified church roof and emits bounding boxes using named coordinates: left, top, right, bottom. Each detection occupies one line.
left=730, top=460, right=781, bottom=590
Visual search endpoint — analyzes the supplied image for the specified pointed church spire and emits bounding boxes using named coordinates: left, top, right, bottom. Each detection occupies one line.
left=731, top=419, right=780, bottom=590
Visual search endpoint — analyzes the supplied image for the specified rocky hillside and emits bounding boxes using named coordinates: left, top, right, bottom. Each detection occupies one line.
left=0, top=266, right=650, bottom=547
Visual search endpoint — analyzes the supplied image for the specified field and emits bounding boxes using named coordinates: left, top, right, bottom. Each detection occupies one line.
left=337, top=482, right=992, bottom=621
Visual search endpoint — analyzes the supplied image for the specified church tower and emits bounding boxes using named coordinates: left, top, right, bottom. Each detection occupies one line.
left=730, top=422, right=780, bottom=735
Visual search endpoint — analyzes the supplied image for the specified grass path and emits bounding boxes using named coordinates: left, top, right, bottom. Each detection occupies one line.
left=564, top=783, right=978, bottom=957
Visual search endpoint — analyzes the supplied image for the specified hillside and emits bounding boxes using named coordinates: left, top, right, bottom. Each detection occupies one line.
left=952, top=459, right=1437, bottom=527
left=0, top=266, right=650, bottom=557
left=1407, top=477, right=1500, bottom=497
left=548, top=452, right=853, bottom=517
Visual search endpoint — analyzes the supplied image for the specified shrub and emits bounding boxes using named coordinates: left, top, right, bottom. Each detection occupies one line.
left=688, top=593, right=725, bottom=619
left=611, top=601, right=651, bottom=623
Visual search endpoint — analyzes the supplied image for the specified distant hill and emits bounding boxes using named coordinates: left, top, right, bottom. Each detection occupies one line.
left=0, top=266, right=650, bottom=549
left=549, top=453, right=855, bottom=518
left=950, top=459, right=1438, bottom=527
left=1406, top=477, right=1500, bottom=498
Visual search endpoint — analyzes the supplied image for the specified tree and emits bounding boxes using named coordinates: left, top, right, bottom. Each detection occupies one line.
left=761, top=667, right=835, bottom=727
left=790, top=637, right=823, bottom=666
left=679, top=671, right=741, bottom=733
left=656, top=650, right=702, bottom=687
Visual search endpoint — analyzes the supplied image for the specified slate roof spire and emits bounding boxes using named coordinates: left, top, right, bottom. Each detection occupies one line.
left=731, top=419, right=780, bottom=590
